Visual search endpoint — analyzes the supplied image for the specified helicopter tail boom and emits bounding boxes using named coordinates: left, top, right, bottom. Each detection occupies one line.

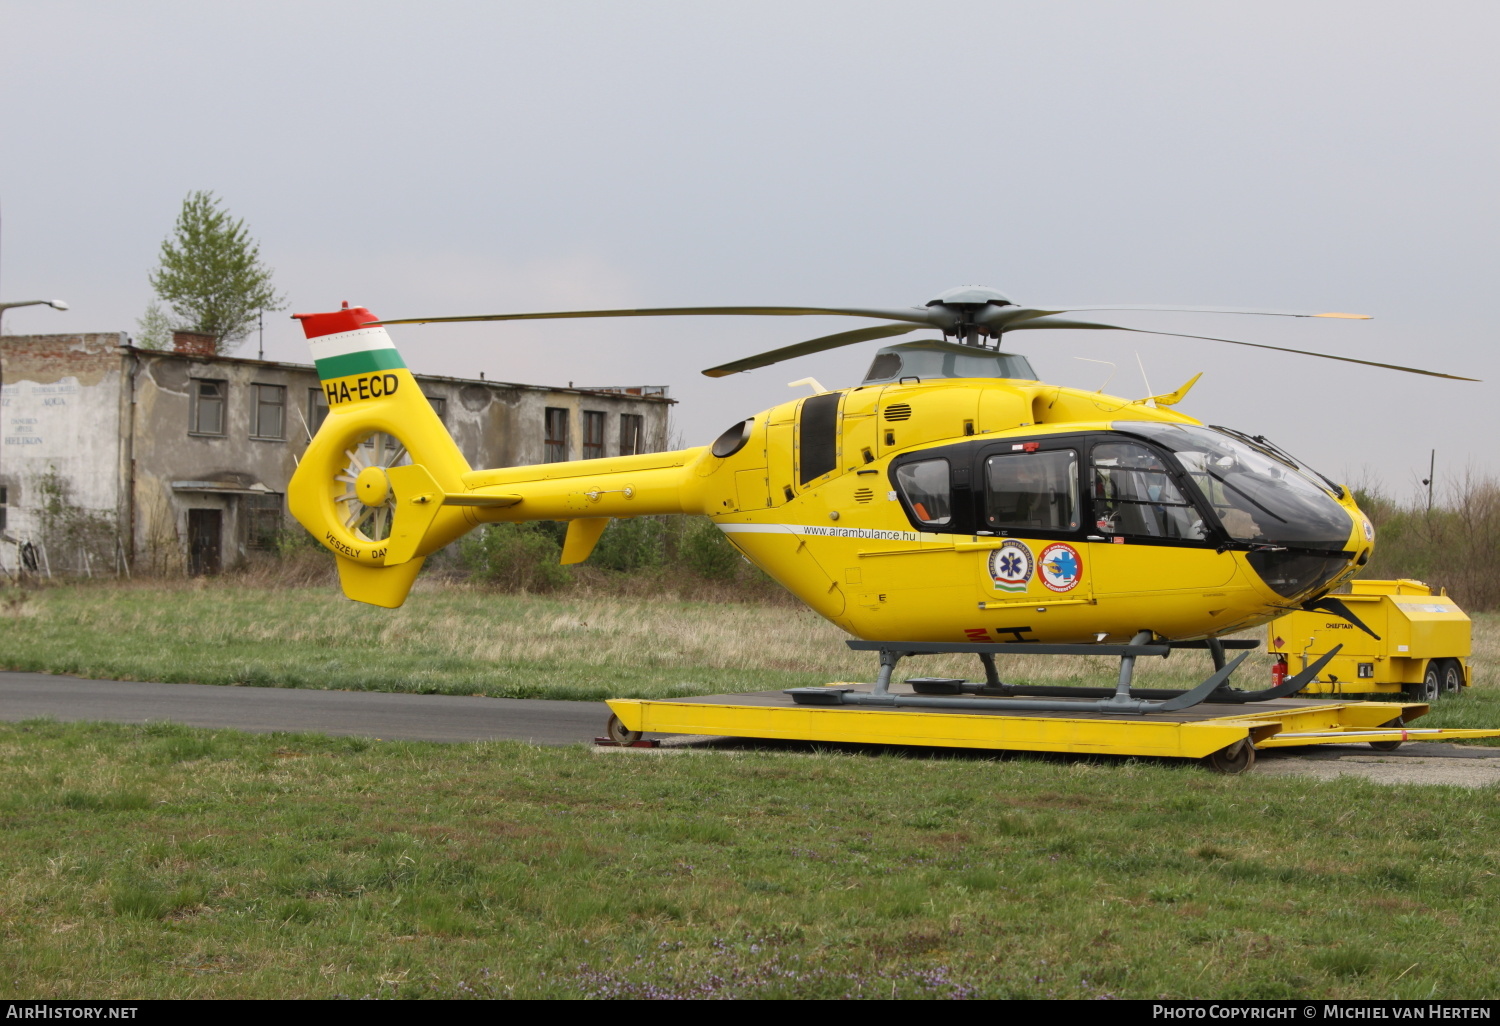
left=287, top=305, right=711, bottom=607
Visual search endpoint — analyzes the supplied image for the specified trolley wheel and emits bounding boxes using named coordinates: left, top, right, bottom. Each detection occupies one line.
left=1439, top=659, right=1464, bottom=696
left=1410, top=663, right=1442, bottom=703
left=604, top=714, right=643, bottom=745
left=1369, top=716, right=1404, bottom=752
left=1202, top=739, right=1256, bottom=774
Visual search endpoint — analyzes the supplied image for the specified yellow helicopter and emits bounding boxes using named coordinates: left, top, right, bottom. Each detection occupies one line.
left=287, top=287, right=1475, bottom=719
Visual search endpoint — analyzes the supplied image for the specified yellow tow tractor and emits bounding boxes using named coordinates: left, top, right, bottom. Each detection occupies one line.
left=1267, top=579, right=1471, bottom=703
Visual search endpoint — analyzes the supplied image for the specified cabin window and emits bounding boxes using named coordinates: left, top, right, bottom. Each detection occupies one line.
left=251, top=384, right=286, bottom=440
left=582, top=410, right=606, bottom=459
left=1090, top=441, right=1204, bottom=540
left=984, top=449, right=1079, bottom=532
left=798, top=392, right=842, bottom=484
left=896, top=459, right=952, bottom=526
left=190, top=380, right=226, bottom=436
left=620, top=414, right=644, bottom=455
left=863, top=352, right=902, bottom=382
left=544, top=407, right=570, bottom=463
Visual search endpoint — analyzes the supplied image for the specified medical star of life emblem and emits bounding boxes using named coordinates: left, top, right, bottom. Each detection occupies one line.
left=988, top=540, right=1033, bottom=593
left=1038, top=542, right=1083, bottom=593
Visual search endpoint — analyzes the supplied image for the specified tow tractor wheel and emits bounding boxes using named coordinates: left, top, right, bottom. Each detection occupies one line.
left=1202, top=739, right=1256, bottom=774
left=605, top=714, right=643, bottom=745
left=1410, top=663, right=1442, bottom=703
left=1439, top=660, right=1464, bottom=696
left=1369, top=716, right=1405, bottom=752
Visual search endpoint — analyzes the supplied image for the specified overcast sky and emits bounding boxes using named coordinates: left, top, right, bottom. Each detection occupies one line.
left=2, top=0, right=1494, bottom=497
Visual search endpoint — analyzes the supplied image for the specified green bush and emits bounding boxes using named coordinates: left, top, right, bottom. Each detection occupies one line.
left=591, top=517, right=667, bottom=572
left=676, top=517, right=741, bottom=580
left=455, top=523, right=572, bottom=592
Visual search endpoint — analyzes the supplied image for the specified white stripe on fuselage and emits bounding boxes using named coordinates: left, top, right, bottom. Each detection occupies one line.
left=308, top=326, right=398, bottom=361
left=717, top=523, right=925, bottom=543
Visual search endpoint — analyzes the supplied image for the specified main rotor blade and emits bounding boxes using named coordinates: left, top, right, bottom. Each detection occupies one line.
left=702, top=323, right=922, bottom=378
left=1026, top=305, right=1370, bottom=319
left=1005, top=317, right=1479, bottom=381
left=978, top=305, right=1372, bottom=331
left=376, top=305, right=939, bottom=327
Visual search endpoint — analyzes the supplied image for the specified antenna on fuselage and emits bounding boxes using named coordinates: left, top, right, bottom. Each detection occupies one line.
left=1073, top=357, right=1116, bottom=393
left=788, top=377, right=827, bottom=395
left=1135, top=352, right=1156, bottom=407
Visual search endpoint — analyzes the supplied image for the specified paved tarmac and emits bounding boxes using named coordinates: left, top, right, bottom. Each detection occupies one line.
left=0, top=671, right=612, bottom=745
left=3, top=671, right=1498, bottom=783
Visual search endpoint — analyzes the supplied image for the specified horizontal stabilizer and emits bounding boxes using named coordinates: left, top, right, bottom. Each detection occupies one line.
left=443, top=494, right=523, bottom=507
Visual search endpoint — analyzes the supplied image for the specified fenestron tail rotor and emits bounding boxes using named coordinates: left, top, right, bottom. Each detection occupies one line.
left=334, top=432, right=411, bottom=543
left=372, top=285, right=1477, bottom=383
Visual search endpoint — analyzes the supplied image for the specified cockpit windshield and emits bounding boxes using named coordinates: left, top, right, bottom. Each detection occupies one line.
left=1117, top=422, right=1352, bottom=550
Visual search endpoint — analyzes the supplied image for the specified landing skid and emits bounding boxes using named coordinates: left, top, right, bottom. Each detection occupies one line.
left=784, top=635, right=1342, bottom=716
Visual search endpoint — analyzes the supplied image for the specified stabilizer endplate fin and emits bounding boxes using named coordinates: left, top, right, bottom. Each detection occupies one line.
left=385, top=464, right=445, bottom=566
left=336, top=554, right=426, bottom=608
left=385, top=464, right=524, bottom=566
left=562, top=517, right=610, bottom=565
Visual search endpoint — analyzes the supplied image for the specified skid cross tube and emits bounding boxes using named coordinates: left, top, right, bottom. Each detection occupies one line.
left=789, top=638, right=1342, bottom=715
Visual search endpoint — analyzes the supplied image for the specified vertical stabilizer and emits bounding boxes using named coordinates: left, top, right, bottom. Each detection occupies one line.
left=286, top=304, right=474, bottom=607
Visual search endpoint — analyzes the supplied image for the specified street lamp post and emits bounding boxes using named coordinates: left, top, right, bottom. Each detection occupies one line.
left=0, top=298, right=69, bottom=328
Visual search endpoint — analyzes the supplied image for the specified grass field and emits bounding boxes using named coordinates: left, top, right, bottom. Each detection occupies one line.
left=3, top=718, right=1499, bottom=1000
left=0, top=579, right=1497, bottom=737
left=2, top=579, right=1499, bottom=999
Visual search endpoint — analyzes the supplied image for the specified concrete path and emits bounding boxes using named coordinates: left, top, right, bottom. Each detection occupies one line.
left=3, top=671, right=1498, bottom=783
left=0, top=671, right=612, bottom=745
left=1253, top=742, right=1500, bottom=787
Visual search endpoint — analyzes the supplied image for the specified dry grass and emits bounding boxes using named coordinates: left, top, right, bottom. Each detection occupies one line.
left=2, top=577, right=1499, bottom=715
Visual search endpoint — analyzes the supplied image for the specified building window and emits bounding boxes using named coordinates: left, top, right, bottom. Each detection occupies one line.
left=544, top=407, right=570, bottom=463
left=0, top=486, right=7, bottom=531
left=245, top=492, right=284, bottom=550
left=620, top=414, right=644, bottom=456
left=308, top=388, right=329, bottom=435
left=427, top=395, right=447, bottom=422
left=191, top=379, right=226, bottom=436
left=252, top=384, right=286, bottom=440
left=582, top=410, right=605, bottom=460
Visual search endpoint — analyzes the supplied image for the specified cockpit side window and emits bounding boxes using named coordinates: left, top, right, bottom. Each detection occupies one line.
left=984, top=450, right=1079, bottom=533
left=1091, top=441, right=1206, bottom=541
left=895, top=459, right=952, bottom=526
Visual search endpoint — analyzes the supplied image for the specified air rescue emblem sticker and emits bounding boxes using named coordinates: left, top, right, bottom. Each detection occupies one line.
left=988, top=541, right=1033, bottom=593
left=1038, top=542, right=1083, bottom=593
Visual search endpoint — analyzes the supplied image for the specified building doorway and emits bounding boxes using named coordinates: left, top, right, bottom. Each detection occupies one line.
left=188, top=508, right=222, bottom=575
